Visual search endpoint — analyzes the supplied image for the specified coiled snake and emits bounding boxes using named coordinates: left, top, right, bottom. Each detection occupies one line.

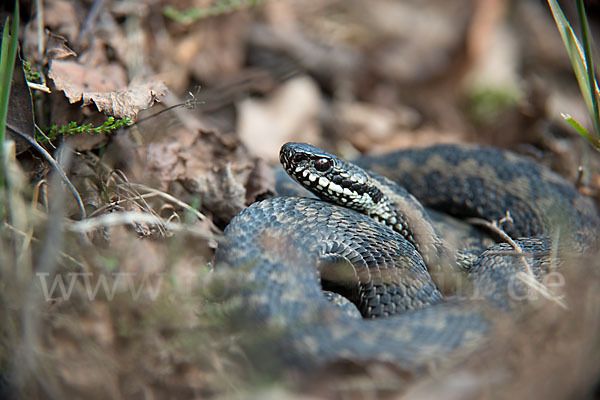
left=214, top=143, right=599, bottom=370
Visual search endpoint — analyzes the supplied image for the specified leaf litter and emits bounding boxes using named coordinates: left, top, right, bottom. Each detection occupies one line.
left=1, top=0, right=600, bottom=399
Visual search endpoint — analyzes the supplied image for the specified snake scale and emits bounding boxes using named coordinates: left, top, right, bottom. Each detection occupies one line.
left=214, top=143, right=599, bottom=370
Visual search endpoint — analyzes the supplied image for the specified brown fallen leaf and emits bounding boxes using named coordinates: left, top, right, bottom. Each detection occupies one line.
left=43, top=0, right=80, bottom=43
left=334, top=101, right=422, bottom=148
left=144, top=129, right=274, bottom=226
left=237, top=75, right=322, bottom=162
left=45, top=32, right=77, bottom=61
left=81, top=81, right=167, bottom=121
left=190, top=163, right=247, bottom=225
left=48, top=59, right=167, bottom=121
left=245, top=157, right=275, bottom=204
left=48, top=59, right=126, bottom=100
left=23, top=28, right=76, bottom=64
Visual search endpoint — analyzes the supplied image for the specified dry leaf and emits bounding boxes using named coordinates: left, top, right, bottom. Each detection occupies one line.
left=82, top=81, right=167, bottom=121
left=192, top=164, right=247, bottom=224
left=49, top=59, right=126, bottom=99
left=146, top=141, right=186, bottom=192
left=23, top=29, right=76, bottom=63
left=245, top=158, right=275, bottom=204
left=144, top=130, right=272, bottom=225
left=237, top=75, right=321, bottom=162
left=45, top=32, right=77, bottom=60
left=44, top=0, right=80, bottom=42
left=49, top=60, right=167, bottom=121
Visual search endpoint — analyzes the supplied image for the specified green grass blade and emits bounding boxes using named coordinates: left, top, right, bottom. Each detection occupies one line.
left=547, top=0, right=596, bottom=123
left=0, top=18, right=8, bottom=190
left=562, top=113, right=600, bottom=148
left=0, top=19, right=12, bottom=149
left=576, top=0, right=600, bottom=137
left=0, top=1, right=20, bottom=165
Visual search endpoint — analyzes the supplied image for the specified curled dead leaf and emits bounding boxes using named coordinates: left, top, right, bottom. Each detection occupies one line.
left=45, top=31, right=77, bottom=61
left=237, top=75, right=321, bottom=162
left=81, top=81, right=167, bottom=121
left=144, top=130, right=274, bottom=226
left=49, top=60, right=167, bottom=121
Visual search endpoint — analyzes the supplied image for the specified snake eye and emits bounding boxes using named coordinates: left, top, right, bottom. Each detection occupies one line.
left=314, top=158, right=331, bottom=172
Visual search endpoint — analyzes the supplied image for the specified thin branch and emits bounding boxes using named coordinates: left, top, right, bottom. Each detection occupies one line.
left=467, top=212, right=566, bottom=309
left=67, top=211, right=221, bottom=241
left=80, top=152, right=222, bottom=234
left=26, top=81, right=51, bottom=93
left=132, top=87, right=204, bottom=125
left=6, top=126, right=86, bottom=219
left=36, top=0, right=45, bottom=56
left=126, top=183, right=221, bottom=233
left=467, top=211, right=534, bottom=277
left=4, top=221, right=85, bottom=269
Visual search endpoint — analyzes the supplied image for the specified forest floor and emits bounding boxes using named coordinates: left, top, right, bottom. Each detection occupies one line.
left=1, top=0, right=600, bottom=399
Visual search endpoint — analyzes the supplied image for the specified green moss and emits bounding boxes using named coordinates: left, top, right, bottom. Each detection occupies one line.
left=465, top=85, right=521, bottom=126
left=40, top=117, right=132, bottom=143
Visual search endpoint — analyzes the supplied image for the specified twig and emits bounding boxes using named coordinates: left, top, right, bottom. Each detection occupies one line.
left=35, top=125, right=54, bottom=148
left=81, top=152, right=222, bottom=234
left=106, top=170, right=169, bottom=236
left=67, top=211, right=221, bottom=241
left=36, top=0, right=45, bottom=56
left=467, top=211, right=534, bottom=276
left=26, top=81, right=51, bottom=93
left=5, top=127, right=86, bottom=219
left=4, top=221, right=85, bottom=269
left=575, top=165, right=587, bottom=190
left=483, top=249, right=541, bottom=257
left=126, top=183, right=221, bottom=233
left=78, top=0, right=106, bottom=44
left=132, top=87, right=204, bottom=125
left=467, top=212, right=566, bottom=309
left=514, top=271, right=567, bottom=309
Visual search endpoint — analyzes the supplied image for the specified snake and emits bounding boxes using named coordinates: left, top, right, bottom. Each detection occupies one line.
left=214, top=142, right=599, bottom=371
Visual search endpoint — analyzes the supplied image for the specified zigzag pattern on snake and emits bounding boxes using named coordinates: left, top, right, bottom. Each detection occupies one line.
left=214, top=143, right=599, bottom=370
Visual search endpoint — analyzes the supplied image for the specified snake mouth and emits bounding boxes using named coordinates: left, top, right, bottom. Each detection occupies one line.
left=279, top=143, right=294, bottom=170
left=280, top=142, right=323, bottom=183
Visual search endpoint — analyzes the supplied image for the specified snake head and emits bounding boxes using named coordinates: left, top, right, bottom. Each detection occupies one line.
left=279, top=142, right=380, bottom=207
left=280, top=142, right=340, bottom=176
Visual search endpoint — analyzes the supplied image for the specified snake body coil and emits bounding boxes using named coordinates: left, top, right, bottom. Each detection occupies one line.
left=214, top=143, right=599, bottom=370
